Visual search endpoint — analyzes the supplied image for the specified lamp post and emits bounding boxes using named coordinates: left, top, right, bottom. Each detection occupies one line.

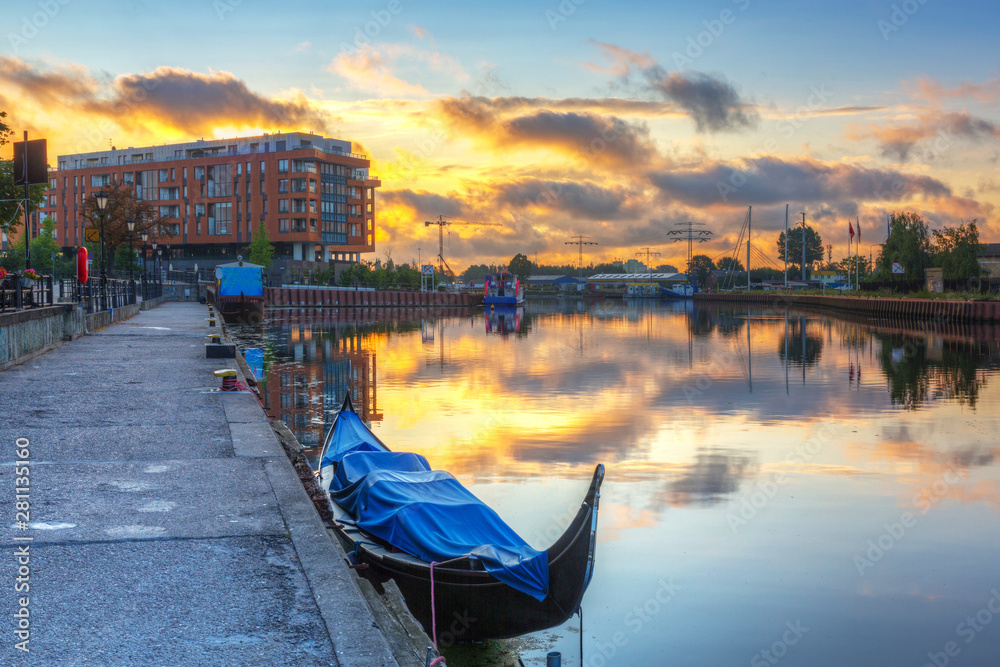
left=152, top=240, right=158, bottom=278
left=157, top=247, right=163, bottom=279
left=126, top=218, right=136, bottom=283
left=140, top=231, right=149, bottom=276
left=95, top=190, right=109, bottom=286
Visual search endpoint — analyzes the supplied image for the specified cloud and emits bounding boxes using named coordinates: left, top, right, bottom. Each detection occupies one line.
left=0, top=57, right=332, bottom=136
left=848, top=110, right=1000, bottom=161
left=587, top=41, right=758, bottom=133
left=328, top=43, right=468, bottom=98
left=644, top=69, right=757, bottom=133
left=434, top=97, right=659, bottom=167
left=906, top=75, right=1000, bottom=105
left=492, top=179, right=635, bottom=220
left=380, top=189, right=465, bottom=218
left=328, top=48, right=431, bottom=98
left=647, top=156, right=953, bottom=207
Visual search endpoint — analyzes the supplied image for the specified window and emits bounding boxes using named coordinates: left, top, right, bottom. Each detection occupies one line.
left=236, top=163, right=242, bottom=176
left=49, top=178, right=56, bottom=189
left=292, top=218, right=306, bottom=233
left=366, top=202, right=372, bottom=214
left=309, top=200, right=317, bottom=213
left=309, top=179, right=317, bottom=194
left=206, top=164, right=232, bottom=197
left=48, top=195, right=57, bottom=206
left=259, top=161, right=265, bottom=178
left=159, top=205, right=180, bottom=218
left=171, top=168, right=175, bottom=181
left=123, top=172, right=134, bottom=185
left=366, top=187, right=373, bottom=199
left=195, top=203, right=205, bottom=216
left=194, top=166, right=205, bottom=180
left=292, top=198, right=306, bottom=213
left=279, top=218, right=289, bottom=233
left=278, top=159, right=289, bottom=173
left=278, top=199, right=289, bottom=213
left=158, top=187, right=179, bottom=200
left=159, top=169, right=168, bottom=181
left=367, top=218, right=373, bottom=231
left=90, top=174, right=110, bottom=187
left=292, top=178, right=307, bottom=193
left=278, top=179, right=288, bottom=193
left=208, top=202, right=232, bottom=235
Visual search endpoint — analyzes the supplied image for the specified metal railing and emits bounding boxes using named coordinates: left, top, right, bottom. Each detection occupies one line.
left=1, top=273, right=55, bottom=312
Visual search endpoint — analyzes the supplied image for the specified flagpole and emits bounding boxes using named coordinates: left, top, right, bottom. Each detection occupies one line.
left=856, top=216, right=860, bottom=291
left=784, top=204, right=788, bottom=288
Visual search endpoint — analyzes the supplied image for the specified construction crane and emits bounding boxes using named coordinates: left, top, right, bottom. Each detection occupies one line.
left=424, top=215, right=502, bottom=279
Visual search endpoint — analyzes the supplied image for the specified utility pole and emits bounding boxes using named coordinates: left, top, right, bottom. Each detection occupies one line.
left=747, top=206, right=751, bottom=291
left=635, top=247, right=661, bottom=284
left=667, top=221, right=713, bottom=281
left=565, top=235, right=598, bottom=281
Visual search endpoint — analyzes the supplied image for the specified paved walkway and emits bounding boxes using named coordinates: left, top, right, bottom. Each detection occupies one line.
left=0, top=302, right=396, bottom=666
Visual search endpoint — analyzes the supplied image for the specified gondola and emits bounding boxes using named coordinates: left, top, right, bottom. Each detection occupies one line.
left=317, top=394, right=604, bottom=641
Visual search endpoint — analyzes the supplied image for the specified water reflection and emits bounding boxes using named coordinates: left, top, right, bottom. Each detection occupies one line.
left=226, top=300, right=1000, bottom=666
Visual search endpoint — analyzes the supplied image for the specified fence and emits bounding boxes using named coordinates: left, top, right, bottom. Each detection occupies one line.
left=1, top=273, right=55, bottom=312
left=860, top=277, right=1000, bottom=294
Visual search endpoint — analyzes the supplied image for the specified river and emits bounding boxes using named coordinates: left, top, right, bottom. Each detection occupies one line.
left=228, top=297, right=1000, bottom=666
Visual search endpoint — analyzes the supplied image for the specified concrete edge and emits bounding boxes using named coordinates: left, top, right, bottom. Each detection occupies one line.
left=263, top=457, right=398, bottom=667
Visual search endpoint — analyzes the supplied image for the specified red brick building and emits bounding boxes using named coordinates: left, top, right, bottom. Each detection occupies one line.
left=34, top=132, right=380, bottom=282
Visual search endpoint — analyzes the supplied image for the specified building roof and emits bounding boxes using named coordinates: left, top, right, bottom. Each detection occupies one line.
left=527, top=275, right=580, bottom=283
left=979, top=243, right=1000, bottom=257
left=588, top=272, right=688, bottom=281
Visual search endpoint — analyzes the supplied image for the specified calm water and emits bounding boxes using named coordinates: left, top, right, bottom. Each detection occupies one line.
left=229, top=298, right=1000, bottom=666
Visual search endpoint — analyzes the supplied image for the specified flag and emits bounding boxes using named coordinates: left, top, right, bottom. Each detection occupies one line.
left=849, top=221, right=855, bottom=241
left=856, top=217, right=860, bottom=244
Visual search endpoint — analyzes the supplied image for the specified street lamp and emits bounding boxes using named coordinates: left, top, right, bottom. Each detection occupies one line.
left=156, top=246, right=163, bottom=278
left=140, top=231, right=149, bottom=275
left=152, top=240, right=158, bottom=277
left=126, top=218, right=136, bottom=283
left=95, top=190, right=109, bottom=286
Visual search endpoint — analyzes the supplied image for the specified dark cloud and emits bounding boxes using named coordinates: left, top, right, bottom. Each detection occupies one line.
left=643, top=69, right=757, bottom=133
left=648, top=156, right=953, bottom=206
left=666, top=448, right=758, bottom=505
left=493, top=179, right=631, bottom=220
left=435, top=97, right=658, bottom=167
left=854, top=110, right=999, bottom=162
left=586, top=41, right=757, bottom=133
left=0, top=57, right=332, bottom=136
left=381, top=189, right=465, bottom=218
left=99, top=67, right=331, bottom=133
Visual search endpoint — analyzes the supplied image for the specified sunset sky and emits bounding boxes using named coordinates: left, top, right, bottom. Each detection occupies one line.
left=2, top=0, right=998, bottom=271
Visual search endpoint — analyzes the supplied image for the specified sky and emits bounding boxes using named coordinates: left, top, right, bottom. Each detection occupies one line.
left=2, top=0, right=999, bottom=271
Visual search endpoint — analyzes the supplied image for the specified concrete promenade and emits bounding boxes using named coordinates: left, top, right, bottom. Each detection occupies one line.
left=0, top=302, right=397, bottom=666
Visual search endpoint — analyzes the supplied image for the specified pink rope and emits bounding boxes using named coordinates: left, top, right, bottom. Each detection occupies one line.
left=430, top=657, right=446, bottom=666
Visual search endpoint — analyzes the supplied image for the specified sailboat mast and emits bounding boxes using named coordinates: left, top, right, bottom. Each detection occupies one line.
left=747, top=205, right=752, bottom=291
left=784, top=204, right=789, bottom=287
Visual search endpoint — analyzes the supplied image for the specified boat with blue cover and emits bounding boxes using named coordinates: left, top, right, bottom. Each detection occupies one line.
left=317, top=394, right=604, bottom=640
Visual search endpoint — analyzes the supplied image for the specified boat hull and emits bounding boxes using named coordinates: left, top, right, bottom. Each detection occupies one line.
left=329, top=463, right=602, bottom=640
left=482, top=296, right=525, bottom=306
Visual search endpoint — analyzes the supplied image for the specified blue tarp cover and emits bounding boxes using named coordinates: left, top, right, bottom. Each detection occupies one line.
left=324, top=410, right=549, bottom=601
left=217, top=266, right=263, bottom=297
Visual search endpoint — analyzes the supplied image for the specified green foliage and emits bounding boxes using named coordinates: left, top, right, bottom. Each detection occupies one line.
left=687, top=254, right=716, bottom=287
left=750, top=267, right=784, bottom=281
left=834, top=254, right=872, bottom=280
left=776, top=225, right=825, bottom=274
left=717, top=256, right=745, bottom=273
left=933, top=220, right=983, bottom=280
left=459, top=263, right=502, bottom=282
left=312, top=266, right=335, bottom=285
left=508, top=253, right=532, bottom=280
left=874, top=211, right=932, bottom=279
left=654, top=263, right=679, bottom=273
left=113, top=243, right=141, bottom=276
left=246, top=221, right=275, bottom=269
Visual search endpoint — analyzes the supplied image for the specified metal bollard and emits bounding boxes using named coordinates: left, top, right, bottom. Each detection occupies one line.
left=546, top=651, right=561, bottom=667
left=213, top=369, right=238, bottom=391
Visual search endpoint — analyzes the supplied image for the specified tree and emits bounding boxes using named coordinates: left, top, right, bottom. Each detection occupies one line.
left=717, top=257, right=745, bottom=273
left=687, top=254, right=716, bottom=288
left=508, top=253, right=532, bottom=280
left=32, top=217, right=74, bottom=276
left=933, top=220, right=983, bottom=280
left=246, top=221, right=275, bottom=269
left=776, top=225, right=824, bottom=276
left=79, top=178, right=168, bottom=271
left=874, top=211, right=932, bottom=279
left=654, top=263, right=679, bottom=273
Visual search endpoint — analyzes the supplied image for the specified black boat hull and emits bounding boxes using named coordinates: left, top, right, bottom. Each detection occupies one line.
left=320, top=394, right=604, bottom=641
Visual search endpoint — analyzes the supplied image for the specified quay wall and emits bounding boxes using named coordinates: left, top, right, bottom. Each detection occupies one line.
left=694, top=293, right=1000, bottom=322
left=1, top=302, right=145, bottom=371
left=265, top=286, right=472, bottom=308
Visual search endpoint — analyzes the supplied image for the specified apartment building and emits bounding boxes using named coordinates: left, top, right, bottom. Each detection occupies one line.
left=34, top=131, right=380, bottom=282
